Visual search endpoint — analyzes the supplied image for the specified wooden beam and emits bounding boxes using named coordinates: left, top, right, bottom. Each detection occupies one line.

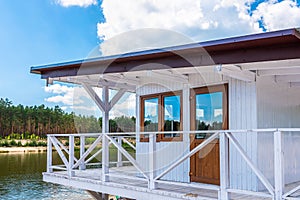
left=258, top=67, right=300, bottom=76
left=108, top=88, right=126, bottom=111
left=104, top=74, right=140, bottom=85
left=275, top=74, right=300, bottom=83
left=149, top=71, right=188, bottom=83
left=217, top=65, right=256, bottom=82
left=82, top=83, right=106, bottom=112
left=87, top=191, right=109, bottom=200
left=241, top=59, right=300, bottom=70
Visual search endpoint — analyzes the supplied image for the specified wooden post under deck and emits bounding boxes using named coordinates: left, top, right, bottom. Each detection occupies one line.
left=87, top=191, right=109, bottom=200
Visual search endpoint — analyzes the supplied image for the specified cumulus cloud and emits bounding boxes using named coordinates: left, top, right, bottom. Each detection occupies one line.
left=44, top=84, right=86, bottom=105
left=45, top=84, right=136, bottom=118
left=96, top=0, right=300, bottom=55
left=96, top=0, right=261, bottom=55
left=252, top=0, right=300, bottom=31
left=44, top=84, right=98, bottom=115
left=110, top=93, right=136, bottom=118
left=55, top=0, right=97, bottom=7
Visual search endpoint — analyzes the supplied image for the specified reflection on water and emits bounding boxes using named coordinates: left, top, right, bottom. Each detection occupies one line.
left=0, top=152, right=92, bottom=200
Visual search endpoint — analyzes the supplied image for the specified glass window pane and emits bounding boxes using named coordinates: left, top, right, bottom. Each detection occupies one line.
left=143, top=98, right=159, bottom=132
left=195, top=92, right=223, bottom=139
left=163, top=95, right=180, bottom=138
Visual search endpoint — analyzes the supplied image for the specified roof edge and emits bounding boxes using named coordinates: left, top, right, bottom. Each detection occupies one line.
left=30, top=28, right=300, bottom=74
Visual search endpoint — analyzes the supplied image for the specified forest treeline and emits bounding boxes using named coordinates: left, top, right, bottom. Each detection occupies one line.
left=0, top=98, right=135, bottom=138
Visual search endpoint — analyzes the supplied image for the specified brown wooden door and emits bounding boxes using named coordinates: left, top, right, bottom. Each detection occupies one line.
left=190, top=84, right=228, bottom=185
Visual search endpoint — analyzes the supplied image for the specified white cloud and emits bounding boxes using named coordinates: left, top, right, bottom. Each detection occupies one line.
left=251, top=0, right=300, bottom=31
left=44, top=84, right=91, bottom=108
left=110, top=93, right=136, bottom=118
left=55, top=0, right=97, bottom=7
left=96, top=0, right=261, bottom=55
left=44, top=84, right=136, bottom=118
left=96, top=0, right=300, bottom=55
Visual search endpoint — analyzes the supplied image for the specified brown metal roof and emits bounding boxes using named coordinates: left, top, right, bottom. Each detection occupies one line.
left=31, top=28, right=300, bottom=79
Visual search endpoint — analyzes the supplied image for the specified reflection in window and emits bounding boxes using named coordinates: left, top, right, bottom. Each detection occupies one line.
left=163, top=95, right=181, bottom=138
left=143, top=98, right=158, bottom=132
left=195, top=92, right=223, bottom=139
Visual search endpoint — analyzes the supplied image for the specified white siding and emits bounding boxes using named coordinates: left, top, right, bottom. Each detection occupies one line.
left=136, top=80, right=189, bottom=182
left=135, top=72, right=259, bottom=189
left=228, top=79, right=258, bottom=191
left=257, top=76, right=300, bottom=188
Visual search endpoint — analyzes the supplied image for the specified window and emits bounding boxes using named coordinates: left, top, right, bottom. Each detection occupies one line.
left=140, top=92, right=182, bottom=142
left=190, top=84, right=228, bottom=139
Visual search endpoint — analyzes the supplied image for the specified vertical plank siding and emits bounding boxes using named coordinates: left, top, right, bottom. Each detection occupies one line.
left=228, top=79, right=258, bottom=191
left=257, top=76, right=300, bottom=188
left=136, top=72, right=258, bottom=189
left=136, top=80, right=189, bottom=182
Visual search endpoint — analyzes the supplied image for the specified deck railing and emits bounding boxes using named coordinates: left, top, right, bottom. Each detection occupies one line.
left=46, top=128, right=300, bottom=200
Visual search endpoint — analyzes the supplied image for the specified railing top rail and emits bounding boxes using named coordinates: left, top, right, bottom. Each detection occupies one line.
left=47, top=128, right=300, bottom=137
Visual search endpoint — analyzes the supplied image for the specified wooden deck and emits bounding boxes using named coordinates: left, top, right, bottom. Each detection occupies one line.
left=43, top=166, right=300, bottom=200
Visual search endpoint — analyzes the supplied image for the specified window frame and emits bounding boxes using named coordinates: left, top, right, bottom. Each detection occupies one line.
left=140, top=91, right=183, bottom=142
left=190, top=84, right=228, bottom=132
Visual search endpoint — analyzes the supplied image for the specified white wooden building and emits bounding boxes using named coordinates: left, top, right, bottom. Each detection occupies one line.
left=31, top=28, right=300, bottom=200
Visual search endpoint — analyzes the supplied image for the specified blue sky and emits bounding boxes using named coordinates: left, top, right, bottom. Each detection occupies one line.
left=0, top=0, right=300, bottom=116
left=0, top=0, right=102, bottom=106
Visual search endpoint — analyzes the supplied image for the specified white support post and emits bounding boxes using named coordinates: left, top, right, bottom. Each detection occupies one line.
left=102, top=86, right=110, bottom=182
left=79, top=135, right=86, bottom=170
left=117, top=136, right=123, bottom=167
left=68, top=135, right=75, bottom=177
left=274, top=131, right=284, bottom=200
left=219, top=132, right=229, bottom=200
left=182, top=84, right=190, bottom=143
left=149, top=133, right=157, bottom=190
left=47, top=136, right=53, bottom=173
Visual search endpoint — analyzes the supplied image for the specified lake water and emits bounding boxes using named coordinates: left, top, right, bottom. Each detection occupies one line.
left=0, top=152, right=92, bottom=200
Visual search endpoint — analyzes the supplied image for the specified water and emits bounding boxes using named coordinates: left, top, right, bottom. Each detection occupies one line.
left=0, top=152, right=92, bottom=200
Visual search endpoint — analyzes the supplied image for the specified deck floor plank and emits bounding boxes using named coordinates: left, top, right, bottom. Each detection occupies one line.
left=45, top=166, right=300, bottom=200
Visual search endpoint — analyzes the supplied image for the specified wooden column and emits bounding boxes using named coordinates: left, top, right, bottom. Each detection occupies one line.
left=219, top=132, right=229, bottom=200
left=182, top=84, right=190, bottom=182
left=274, top=131, right=284, bottom=200
left=79, top=135, right=86, bottom=170
left=149, top=133, right=157, bottom=190
left=117, top=136, right=123, bottom=167
left=68, top=135, right=75, bottom=177
left=102, top=86, right=110, bottom=182
left=47, top=136, right=53, bottom=173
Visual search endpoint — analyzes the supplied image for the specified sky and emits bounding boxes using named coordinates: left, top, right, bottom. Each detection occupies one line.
left=0, top=0, right=300, bottom=117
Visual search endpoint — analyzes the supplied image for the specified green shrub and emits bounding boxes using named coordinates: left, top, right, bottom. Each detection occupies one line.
left=10, top=140, right=17, bottom=146
left=24, top=132, right=31, bottom=139
left=5, top=135, right=11, bottom=140
left=17, top=141, right=22, bottom=147
left=37, top=141, right=47, bottom=147
left=75, top=139, right=80, bottom=146
left=10, top=133, right=21, bottom=140
left=64, top=141, right=69, bottom=146
left=85, top=137, right=96, bottom=145
left=28, top=140, right=37, bottom=147
left=2, top=140, right=10, bottom=147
